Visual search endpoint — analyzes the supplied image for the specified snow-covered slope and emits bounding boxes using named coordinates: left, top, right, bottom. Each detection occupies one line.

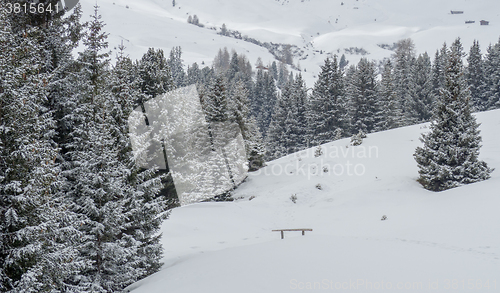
left=126, top=109, right=500, bottom=293
left=81, top=0, right=500, bottom=86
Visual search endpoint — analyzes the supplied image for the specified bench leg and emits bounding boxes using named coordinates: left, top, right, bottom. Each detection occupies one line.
left=281, top=231, right=284, bottom=239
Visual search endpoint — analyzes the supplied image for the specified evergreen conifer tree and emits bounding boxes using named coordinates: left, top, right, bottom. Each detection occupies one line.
left=0, top=9, right=81, bottom=291
left=483, top=40, right=500, bottom=110
left=63, top=7, right=168, bottom=291
left=307, top=56, right=347, bottom=145
left=466, top=40, right=487, bottom=111
left=393, top=38, right=416, bottom=123
left=414, top=38, right=493, bottom=191
left=167, top=46, right=186, bottom=88
left=406, top=53, right=434, bottom=123
left=228, top=81, right=265, bottom=171
left=346, top=58, right=379, bottom=134
left=375, top=60, right=403, bottom=131
left=431, top=43, right=449, bottom=100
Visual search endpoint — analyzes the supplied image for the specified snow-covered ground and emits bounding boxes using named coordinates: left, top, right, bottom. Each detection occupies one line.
left=126, top=109, right=500, bottom=292
left=81, top=0, right=500, bottom=86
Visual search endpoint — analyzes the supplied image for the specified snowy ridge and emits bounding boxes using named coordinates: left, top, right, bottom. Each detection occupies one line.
left=81, top=0, right=500, bottom=86
left=127, top=109, right=500, bottom=292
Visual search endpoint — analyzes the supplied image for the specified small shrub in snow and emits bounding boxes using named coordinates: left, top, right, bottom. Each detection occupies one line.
left=323, top=166, right=329, bottom=173
left=350, top=133, right=362, bottom=146
left=381, top=215, right=387, bottom=221
left=350, top=130, right=366, bottom=146
left=249, top=196, right=255, bottom=201
left=334, top=128, right=343, bottom=140
left=290, top=194, right=297, bottom=203
left=315, top=183, right=322, bottom=190
left=314, top=145, right=323, bottom=157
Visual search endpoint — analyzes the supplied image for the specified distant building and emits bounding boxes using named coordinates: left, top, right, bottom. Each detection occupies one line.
left=465, top=20, right=475, bottom=24
left=451, top=10, right=464, bottom=14
left=480, top=20, right=490, bottom=25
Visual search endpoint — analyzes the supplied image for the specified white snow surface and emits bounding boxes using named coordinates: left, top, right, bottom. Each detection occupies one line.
left=81, top=0, right=500, bottom=86
left=127, top=109, right=500, bottom=292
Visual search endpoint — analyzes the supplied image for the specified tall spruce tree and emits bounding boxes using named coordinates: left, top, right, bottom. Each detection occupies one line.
left=228, top=81, right=265, bottom=171
left=167, top=46, right=186, bottom=88
left=0, top=8, right=81, bottom=291
left=266, top=81, right=293, bottom=159
left=346, top=58, right=379, bottom=134
left=63, top=7, right=168, bottom=291
left=290, top=74, right=309, bottom=150
left=414, top=38, right=493, bottom=191
left=251, top=69, right=277, bottom=136
left=307, top=56, right=347, bottom=145
left=431, top=43, right=449, bottom=100
left=375, top=60, right=403, bottom=131
left=406, top=52, right=434, bottom=123
left=266, top=74, right=308, bottom=158
left=393, top=38, right=416, bottom=124
left=466, top=40, right=487, bottom=111
left=483, top=40, right=500, bottom=110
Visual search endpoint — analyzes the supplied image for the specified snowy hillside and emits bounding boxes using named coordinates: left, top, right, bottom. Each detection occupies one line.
left=80, top=0, right=500, bottom=85
left=126, top=109, right=500, bottom=292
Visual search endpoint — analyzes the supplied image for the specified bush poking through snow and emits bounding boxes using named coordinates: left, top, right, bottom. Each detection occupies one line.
left=381, top=215, right=387, bottom=221
left=314, top=145, right=323, bottom=157
left=323, top=166, right=329, bottom=173
left=350, top=132, right=363, bottom=146
left=290, top=194, right=297, bottom=203
left=315, top=183, right=322, bottom=190
left=334, top=128, right=343, bottom=140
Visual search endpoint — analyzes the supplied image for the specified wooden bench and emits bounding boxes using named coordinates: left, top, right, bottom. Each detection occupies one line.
left=272, top=228, right=313, bottom=239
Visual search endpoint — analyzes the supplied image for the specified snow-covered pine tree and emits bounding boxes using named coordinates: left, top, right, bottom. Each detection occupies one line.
left=270, top=61, right=278, bottom=80
left=41, top=4, right=84, bottom=154
left=277, top=61, right=289, bottom=89
left=307, top=56, right=347, bottom=145
left=110, top=42, right=171, bottom=282
left=251, top=69, right=277, bottom=136
left=266, top=81, right=293, bottom=159
left=213, top=47, right=230, bottom=74
left=136, top=47, right=175, bottom=104
left=431, top=43, right=448, bottom=101
left=375, top=60, right=403, bottom=131
left=226, top=51, right=240, bottom=82
left=406, top=52, right=434, bottom=123
left=393, top=38, right=416, bottom=124
left=483, top=39, right=500, bottom=110
left=346, top=58, right=379, bottom=134
left=186, top=62, right=201, bottom=85
left=414, top=38, right=493, bottom=191
left=339, top=54, right=349, bottom=69
left=201, top=74, right=239, bottom=194
left=63, top=6, right=168, bottom=291
left=229, top=81, right=265, bottom=171
left=203, top=75, right=229, bottom=122
left=290, top=74, right=309, bottom=151
left=466, top=40, right=487, bottom=111
left=0, top=9, right=81, bottom=291
left=167, top=46, right=186, bottom=88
